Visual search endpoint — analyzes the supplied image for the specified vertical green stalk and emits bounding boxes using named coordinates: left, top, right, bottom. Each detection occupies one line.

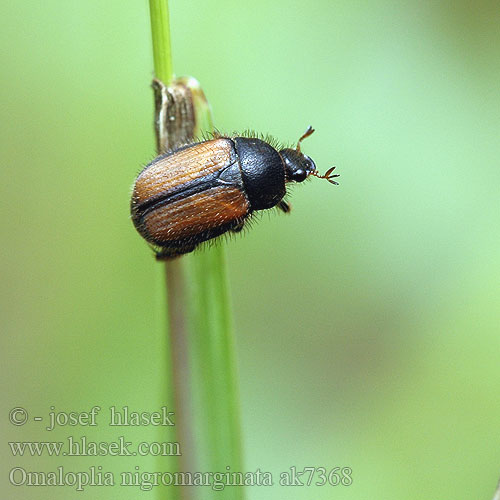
left=183, top=79, right=245, bottom=498
left=185, top=248, right=244, bottom=490
left=148, top=2, right=244, bottom=499
left=148, top=2, right=181, bottom=500
left=149, top=0, right=173, bottom=84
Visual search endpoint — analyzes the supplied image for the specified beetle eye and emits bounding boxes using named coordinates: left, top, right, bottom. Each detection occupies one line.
left=293, top=169, right=307, bottom=182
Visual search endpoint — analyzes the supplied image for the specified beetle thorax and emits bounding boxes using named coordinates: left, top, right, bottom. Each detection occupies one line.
left=233, top=137, right=286, bottom=210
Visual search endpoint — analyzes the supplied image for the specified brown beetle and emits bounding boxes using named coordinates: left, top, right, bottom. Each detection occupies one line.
left=130, top=127, right=338, bottom=259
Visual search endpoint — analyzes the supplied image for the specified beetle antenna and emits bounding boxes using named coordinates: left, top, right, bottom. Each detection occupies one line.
left=296, top=125, right=315, bottom=152
left=310, top=166, right=340, bottom=185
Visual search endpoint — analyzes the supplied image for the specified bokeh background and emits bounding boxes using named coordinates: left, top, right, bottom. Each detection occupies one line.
left=2, top=0, right=499, bottom=499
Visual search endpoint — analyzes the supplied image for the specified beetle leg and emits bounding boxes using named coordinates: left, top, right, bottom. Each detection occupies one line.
left=278, top=200, right=292, bottom=213
left=155, top=245, right=196, bottom=260
left=231, top=221, right=245, bottom=233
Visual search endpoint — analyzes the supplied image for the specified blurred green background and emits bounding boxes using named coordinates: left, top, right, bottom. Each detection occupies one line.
left=2, top=0, right=499, bottom=498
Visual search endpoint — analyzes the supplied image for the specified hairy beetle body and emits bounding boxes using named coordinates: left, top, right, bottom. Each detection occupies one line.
left=131, top=128, right=338, bottom=260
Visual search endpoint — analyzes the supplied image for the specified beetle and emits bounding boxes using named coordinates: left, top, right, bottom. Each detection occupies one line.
left=130, top=126, right=338, bottom=260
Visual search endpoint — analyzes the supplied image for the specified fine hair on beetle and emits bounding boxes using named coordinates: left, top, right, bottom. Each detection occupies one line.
left=130, top=126, right=339, bottom=260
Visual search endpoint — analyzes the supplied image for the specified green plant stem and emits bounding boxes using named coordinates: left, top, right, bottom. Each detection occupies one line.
left=149, top=0, right=173, bottom=84
left=183, top=82, right=244, bottom=498
left=148, top=2, right=244, bottom=498
left=148, top=2, right=185, bottom=500
left=185, top=249, right=244, bottom=489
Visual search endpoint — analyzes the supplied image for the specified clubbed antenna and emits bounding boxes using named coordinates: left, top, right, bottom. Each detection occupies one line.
left=310, top=166, right=340, bottom=185
left=296, top=125, right=315, bottom=152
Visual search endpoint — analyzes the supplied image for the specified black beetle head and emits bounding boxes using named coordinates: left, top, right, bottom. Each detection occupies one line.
left=280, top=126, right=340, bottom=185
left=280, top=148, right=317, bottom=183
